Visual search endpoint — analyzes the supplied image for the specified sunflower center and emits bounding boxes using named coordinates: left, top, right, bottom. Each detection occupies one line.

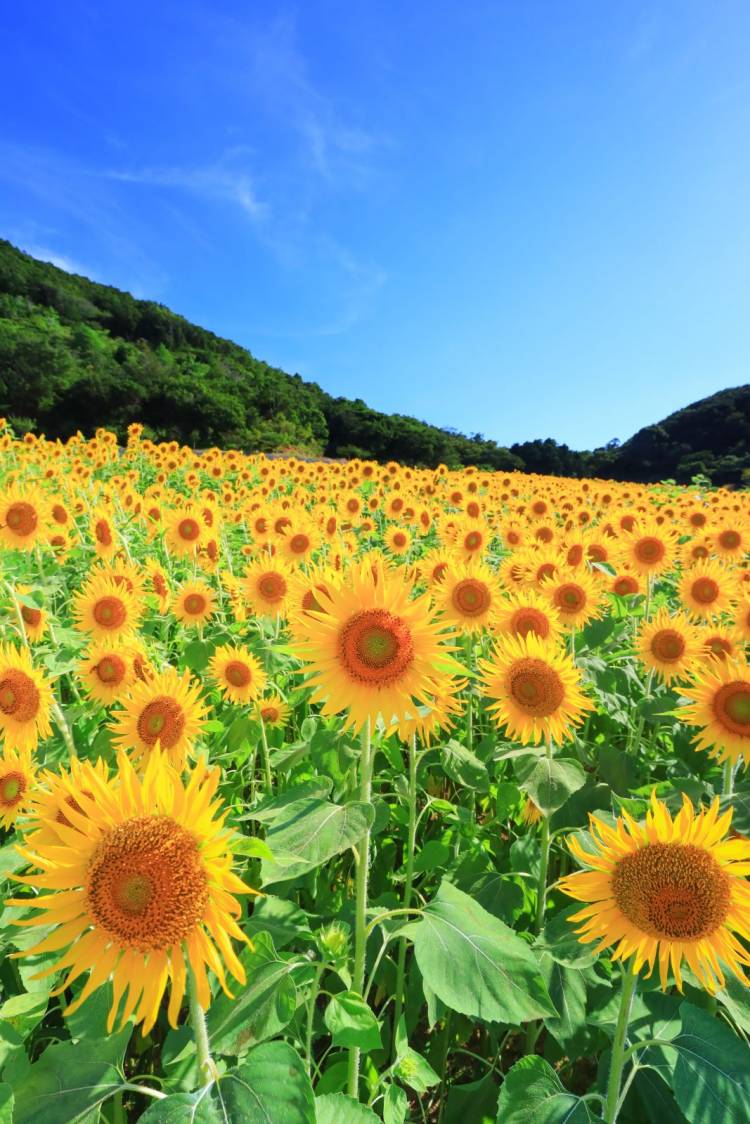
left=555, top=584, right=585, bottom=612
left=96, top=655, right=126, bottom=684
left=614, top=576, right=638, bottom=596
left=52, top=504, right=68, bottom=525
left=5, top=502, right=37, bottom=537
left=392, top=532, right=408, bottom=549
left=713, top=682, right=750, bottom=733
left=432, top=562, right=448, bottom=583
left=137, top=697, right=186, bottom=749
left=0, top=771, right=25, bottom=806
left=537, top=563, right=556, bottom=584
left=339, top=609, right=415, bottom=685
left=225, top=660, right=252, bottom=688
left=95, top=520, right=112, bottom=546
left=86, top=815, right=208, bottom=951
left=719, top=530, right=740, bottom=550
left=567, top=544, right=584, bottom=566
left=650, top=629, right=685, bottom=662
left=511, top=607, right=549, bottom=639
left=612, top=842, right=731, bottom=940
left=260, top=704, right=280, bottom=722
left=178, top=518, right=200, bottom=541
left=508, top=658, right=565, bottom=716
left=258, top=573, right=287, bottom=603
left=289, top=533, right=310, bottom=554
left=93, top=596, right=127, bottom=629
left=452, top=579, right=491, bottom=617
left=634, top=536, right=665, bottom=563
left=464, top=531, right=482, bottom=551
left=184, top=593, right=206, bottom=615
left=0, top=669, right=40, bottom=721
left=21, top=603, right=42, bottom=627
left=707, top=637, right=731, bottom=658
left=692, top=578, right=719, bottom=605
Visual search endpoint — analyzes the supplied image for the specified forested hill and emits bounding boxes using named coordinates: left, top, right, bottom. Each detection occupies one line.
left=0, top=239, right=747, bottom=483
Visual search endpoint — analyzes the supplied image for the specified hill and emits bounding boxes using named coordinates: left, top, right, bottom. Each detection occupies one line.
left=0, top=239, right=746, bottom=483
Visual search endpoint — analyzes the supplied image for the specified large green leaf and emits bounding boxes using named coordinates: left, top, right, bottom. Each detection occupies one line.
left=13, top=1027, right=131, bottom=1124
left=218, top=1042, right=315, bottom=1124
left=514, top=755, right=586, bottom=816
left=315, top=1092, right=380, bottom=1122
left=540, top=954, right=588, bottom=1050
left=412, top=880, right=556, bottom=1024
left=207, top=931, right=297, bottom=1055
left=495, top=1056, right=600, bottom=1123
left=138, top=1089, right=226, bottom=1123
left=440, top=739, right=490, bottom=792
left=323, top=991, right=382, bottom=1052
left=671, top=1002, right=750, bottom=1124
left=260, top=798, right=375, bottom=884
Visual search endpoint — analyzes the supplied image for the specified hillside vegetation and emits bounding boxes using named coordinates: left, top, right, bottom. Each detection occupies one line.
left=0, top=239, right=747, bottom=482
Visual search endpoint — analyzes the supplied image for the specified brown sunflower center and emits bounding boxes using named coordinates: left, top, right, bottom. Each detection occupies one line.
left=432, top=562, right=448, bottom=583
left=0, top=771, right=25, bottom=807
left=692, top=577, right=719, bottom=605
left=95, top=520, right=112, bottom=546
left=5, top=502, right=38, bottom=537
left=567, top=544, right=584, bottom=566
left=707, top=636, right=732, bottom=659
left=690, top=512, right=707, bottom=527
left=634, top=537, right=665, bottom=564
left=93, top=596, right=127, bottom=629
left=52, top=504, right=68, bottom=525
left=511, top=607, right=550, bottom=639
left=96, top=654, right=126, bottom=685
left=612, top=842, right=731, bottom=940
left=464, top=531, right=482, bottom=551
left=0, top=669, right=40, bottom=721
left=260, top=704, right=280, bottom=723
left=258, top=573, right=287, bottom=603
left=392, top=532, right=408, bottom=549
left=338, top=609, right=414, bottom=685
left=452, top=579, right=491, bottom=618
left=555, top=583, right=586, bottom=613
left=137, top=697, right=186, bottom=749
left=719, top=530, right=741, bottom=550
left=537, top=563, right=556, bottom=584
left=650, top=629, right=685, bottom=662
left=289, top=533, right=310, bottom=554
left=21, top=604, right=41, bottom=627
left=713, top=681, right=750, bottom=734
left=614, top=576, right=639, bottom=596
left=86, top=815, right=208, bottom=951
left=184, top=593, right=207, bottom=615
left=508, top=658, right=565, bottom=716
left=178, top=517, right=201, bottom=542
left=225, top=660, right=252, bottom=688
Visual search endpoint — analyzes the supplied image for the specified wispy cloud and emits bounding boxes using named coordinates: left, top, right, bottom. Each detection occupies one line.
left=18, top=243, right=99, bottom=279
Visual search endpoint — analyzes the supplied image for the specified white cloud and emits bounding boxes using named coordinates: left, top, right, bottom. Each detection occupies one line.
left=105, top=155, right=268, bottom=221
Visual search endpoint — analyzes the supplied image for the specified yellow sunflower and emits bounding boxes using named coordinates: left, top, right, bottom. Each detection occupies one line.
left=7, top=751, right=255, bottom=1033
left=0, top=484, right=50, bottom=552
left=110, top=668, right=207, bottom=771
left=540, top=567, right=606, bottom=632
left=385, top=525, right=412, bottom=557
left=278, top=519, right=320, bottom=565
left=255, top=693, right=291, bottom=728
left=679, top=559, right=737, bottom=621
left=636, top=607, right=704, bottom=685
left=417, top=547, right=454, bottom=589
left=699, top=625, right=744, bottom=665
left=734, top=594, right=750, bottom=643
left=243, top=557, right=293, bottom=620
left=479, top=632, right=593, bottom=745
left=172, top=581, right=217, bottom=628
left=616, top=519, right=679, bottom=576
left=560, top=791, right=750, bottom=992
left=0, top=644, right=53, bottom=753
left=25, top=756, right=110, bottom=846
left=436, top=560, right=501, bottom=634
left=78, top=645, right=137, bottom=705
left=209, top=645, right=266, bottom=705
left=495, top=589, right=563, bottom=642
left=163, top=506, right=205, bottom=557
left=680, top=657, right=750, bottom=767
left=0, top=747, right=35, bottom=829
left=72, top=574, right=142, bottom=644
left=16, top=586, right=47, bottom=643
left=293, top=560, right=460, bottom=734
left=89, top=506, right=119, bottom=560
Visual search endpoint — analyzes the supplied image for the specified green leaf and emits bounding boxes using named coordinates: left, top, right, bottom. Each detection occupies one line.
left=260, top=799, right=375, bottom=884
left=138, top=1090, right=226, bottom=1123
left=443, top=1073, right=499, bottom=1124
left=383, top=1083, right=409, bottom=1124
left=540, top=955, right=588, bottom=1050
left=13, top=1027, right=131, bottom=1124
left=412, top=881, right=556, bottom=1024
left=441, top=739, right=490, bottom=792
left=245, top=895, right=312, bottom=948
left=324, top=991, right=382, bottom=1052
left=247, top=778, right=333, bottom=823
left=207, top=931, right=297, bottom=1055
left=0, top=1086, right=12, bottom=1124
left=413, top=838, right=452, bottom=875
left=183, top=639, right=210, bottom=671
left=514, top=755, right=586, bottom=816
left=672, top=1002, right=750, bottom=1124
left=495, top=1056, right=600, bottom=1123
left=394, top=1047, right=440, bottom=1093
left=219, top=1042, right=315, bottom=1124
left=535, top=905, right=597, bottom=967
left=315, top=1092, right=381, bottom=1122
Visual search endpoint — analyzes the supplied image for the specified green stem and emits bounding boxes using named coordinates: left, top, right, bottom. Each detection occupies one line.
left=604, top=969, right=638, bottom=1124
left=723, top=758, right=735, bottom=799
left=305, top=963, right=325, bottom=1073
left=51, top=700, right=77, bottom=759
left=525, top=736, right=553, bottom=1054
left=392, top=734, right=418, bottom=1054
left=117, top=1082, right=168, bottom=1101
left=188, top=967, right=215, bottom=1087
left=259, top=716, right=273, bottom=795
left=348, top=719, right=373, bottom=1100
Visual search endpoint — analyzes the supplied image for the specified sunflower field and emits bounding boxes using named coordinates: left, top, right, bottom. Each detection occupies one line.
left=0, top=421, right=750, bottom=1124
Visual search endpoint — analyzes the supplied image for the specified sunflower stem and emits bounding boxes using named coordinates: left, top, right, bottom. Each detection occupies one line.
left=259, top=715, right=273, bottom=795
left=50, top=700, right=77, bottom=759
left=392, top=733, right=418, bottom=1057
left=188, top=966, right=215, bottom=1087
left=723, top=758, right=735, bottom=799
left=348, top=719, right=373, bottom=1100
left=604, top=968, right=638, bottom=1124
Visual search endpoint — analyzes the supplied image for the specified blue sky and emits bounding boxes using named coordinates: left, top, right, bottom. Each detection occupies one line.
left=2, top=1, right=749, bottom=449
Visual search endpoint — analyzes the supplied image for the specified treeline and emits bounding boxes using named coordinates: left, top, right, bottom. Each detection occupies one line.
left=0, top=239, right=747, bottom=483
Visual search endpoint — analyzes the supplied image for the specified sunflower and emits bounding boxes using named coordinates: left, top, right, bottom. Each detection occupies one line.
left=25, top=756, right=110, bottom=847
left=636, top=607, right=704, bottom=685
left=616, top=519, right=679, bottom=576
left=144, top=562, right=171, bottom=611
left=0, top=747, right=35, bottom=829
left=89, top=506, right=119, bottom=560
left=388, top=678, right=465, bottom=745
left=278, top=520, right=320, bottom=565
left=72, top=574, right=142, bottom=644
left=7, top=751, right=255, bottom=1033
left=417, top=547, right=454, bottom=589
left=540, top=567, right=606, bottom=632
left=712, top=523, right=747, bottom=561
left=172, top=581, right=216, bottom=628
left=110, top=668, right=207, bottom=771
left=679, top=559, right=737, bottom=621
left=0, top=645, right=53, bottom=753
left=436, top=560, right=501, bottom=634
left=449, top=518, right=490, bottom=562
left=243, top=557, right=293, bottom=620
left=734, top=594, right=750, bottom=643
left=0, top=484, right=50, bottom=552
left=255, top=693, right=291, bottom=728
left=699, top=625, right=744, bottom=665
left=609, top=569, right=642, bottom=598
left=16, top=586, right=47, bottom=643
left=209, top=645, right=266, bottom=705
left=479, top=632, right=593, bottom=745
left=680, top=657, right=750, bottom=767
left=560, top=791, right=750, bottom=992
left=495, top=589, right=563, bottom=642
left=78, top=645, right=137, bottom=705
left=385, top=525, right=412, bottom=557
left=163, top=506, right=205, bottom=557
left=521, top=796, right=543, bottom=826
left=294, top=560, right=460, bottom=734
